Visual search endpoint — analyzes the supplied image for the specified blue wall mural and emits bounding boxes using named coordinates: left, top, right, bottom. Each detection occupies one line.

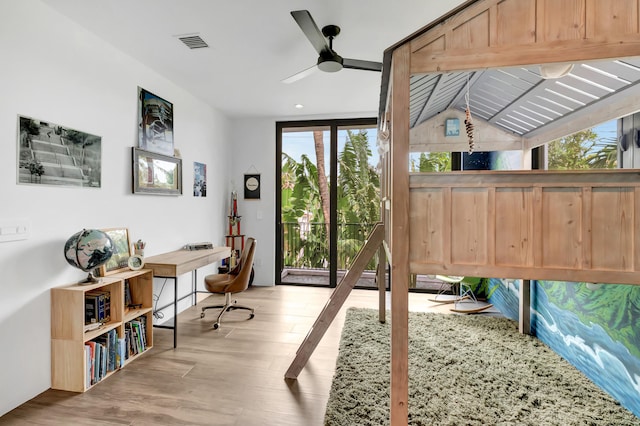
left=484, top=279, right=640, bottom=417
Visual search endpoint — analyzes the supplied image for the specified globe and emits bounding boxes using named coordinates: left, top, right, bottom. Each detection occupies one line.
left=64, top=229, right=114, bottom=283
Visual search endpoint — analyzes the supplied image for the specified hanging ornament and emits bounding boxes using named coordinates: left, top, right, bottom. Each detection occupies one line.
left=465, top=107, right=475, bottom=154
left=464, top=76, right=475, bottom=154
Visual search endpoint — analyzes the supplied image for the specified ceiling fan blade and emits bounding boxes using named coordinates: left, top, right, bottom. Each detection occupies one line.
left=291, top=10, right=330, bottom=56
left=343, top=58, right=383, bottom=72
left=282, top=63, right=319, bottom=84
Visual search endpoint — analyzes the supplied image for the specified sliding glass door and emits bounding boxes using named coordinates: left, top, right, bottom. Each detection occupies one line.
left=276, top=118, right=380, bottom=288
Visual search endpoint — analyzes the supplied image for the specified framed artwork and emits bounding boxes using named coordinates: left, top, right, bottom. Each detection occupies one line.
left=137, top=87, right=174, bottom=156
left=193, top=162, right=207, bottom=197
left=17, top=115, right=102, bottom=187
left=445, top=118, right=460, bottom=137
left=99, top=228, right=131, bottom=276
left=132, top=147, right=182, bottom=195
left=244, top=173, right=260, bottom=199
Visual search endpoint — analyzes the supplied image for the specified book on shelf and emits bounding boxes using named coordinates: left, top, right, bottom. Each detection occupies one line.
left=124, top=316, right=148, bottom=357
left=117, top=337, right=126, bottom=367
left=86, top=329, right=119, bottom=387
left=86, top=341, right=96, bottom=386
left=84, top=345, right=91, bottom=389
left=124, top=280, right=132, bottom=308
left=85, top=290, right=111, bottom=324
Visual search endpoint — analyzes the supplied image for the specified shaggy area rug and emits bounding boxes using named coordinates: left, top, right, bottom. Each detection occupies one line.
left=324, top=308, right=639, bottom=426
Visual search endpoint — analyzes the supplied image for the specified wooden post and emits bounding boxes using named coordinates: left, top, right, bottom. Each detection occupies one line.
left=389, top=43, right=411, bottom=426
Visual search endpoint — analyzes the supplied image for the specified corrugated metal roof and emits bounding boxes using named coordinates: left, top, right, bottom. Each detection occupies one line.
left=409, top=58, right=640, bottom=138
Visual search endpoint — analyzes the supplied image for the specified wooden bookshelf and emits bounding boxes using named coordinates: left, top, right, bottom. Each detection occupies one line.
left=51, top=269, right=153, bottom=392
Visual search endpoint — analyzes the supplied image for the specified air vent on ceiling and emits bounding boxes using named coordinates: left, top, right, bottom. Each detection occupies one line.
left=178, top=34, right=209, bottom=49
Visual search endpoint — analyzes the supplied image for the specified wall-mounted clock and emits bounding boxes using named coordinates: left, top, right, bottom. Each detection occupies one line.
left=244, top=174, right=260, bottom=199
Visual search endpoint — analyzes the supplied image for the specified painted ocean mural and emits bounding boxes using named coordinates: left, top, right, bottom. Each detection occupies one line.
left=485, top=278, right=640, bottom=417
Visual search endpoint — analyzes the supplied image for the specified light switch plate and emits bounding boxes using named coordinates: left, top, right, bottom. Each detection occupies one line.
left=0, top=218, right=31, bottom=242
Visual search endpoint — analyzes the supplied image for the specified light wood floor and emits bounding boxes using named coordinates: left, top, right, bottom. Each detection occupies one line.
left=1, top=285, right=493, bottom=425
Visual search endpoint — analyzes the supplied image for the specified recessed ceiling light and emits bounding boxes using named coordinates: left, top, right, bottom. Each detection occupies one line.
left=295, top=104, right=304, bottom=109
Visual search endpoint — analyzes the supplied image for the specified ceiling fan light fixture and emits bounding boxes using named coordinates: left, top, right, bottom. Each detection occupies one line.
left=317, top=53, right=343, bottom=72
left=539, top=63, right=574, bottom=79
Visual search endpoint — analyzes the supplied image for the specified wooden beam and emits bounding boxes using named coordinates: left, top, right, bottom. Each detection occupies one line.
left=389, top=43, right=411, bottom=426
left=411, top=38, right=640, bottom=74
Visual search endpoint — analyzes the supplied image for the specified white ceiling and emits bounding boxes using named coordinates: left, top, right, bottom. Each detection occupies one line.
left=40, top=0, right=466, bottom=120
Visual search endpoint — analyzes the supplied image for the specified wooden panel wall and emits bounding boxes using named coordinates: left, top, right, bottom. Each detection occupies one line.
left=409, top=170, right=640, bottom=284
left=410, top=0, right=640, bottom=74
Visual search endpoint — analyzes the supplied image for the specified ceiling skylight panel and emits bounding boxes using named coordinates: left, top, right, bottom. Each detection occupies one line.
left=504, top=114, right=536, bottom=130
left=468, top=99, right=499, bottom=115
left=495, top=121, right=525, bottom=135
left=499, top=118, right=530, bottom=133
left=519, top=105, right=554, bottom=121
left=554, top=81, right=600, bottom=100
left=580, top=64, right=630, bottom=84
left=472, top=89, right=509, bottom=109
left=512, top=109, right=545, bottom=126
left=566, top=74, right=615, bottom=93
left=534, top=95, right=574, bottom=112
left=543, top=88, right=585, bottom=107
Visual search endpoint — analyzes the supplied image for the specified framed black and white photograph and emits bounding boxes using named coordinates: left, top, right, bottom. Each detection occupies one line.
left=193, top=162, right=207, bottom=197
left=132, top=147, right=182, bottom=195
left=244, top=173, right=261, bottom=199
left=17, top=115, right=101, bottom=187
left=137, top=87, right=174, bottom=156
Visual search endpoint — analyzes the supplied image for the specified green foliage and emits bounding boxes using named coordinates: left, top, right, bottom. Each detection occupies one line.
left=410, top=152, right=451, bottom=172
left=282, top=129, right=380, bottom=271
left=337, top=130, right=380, bottom=225
left=548, top=129, right=616, bottom=170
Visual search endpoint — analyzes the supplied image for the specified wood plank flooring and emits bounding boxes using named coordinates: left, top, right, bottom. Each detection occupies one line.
left=1, top=285, right=491, bottom=425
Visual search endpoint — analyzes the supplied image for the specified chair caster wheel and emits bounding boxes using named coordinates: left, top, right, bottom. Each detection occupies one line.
left=200, top=312, right=205, bottom=319
left=249, top=313, right=255, bottom=320
left=213, top=323, right=219, bottom=330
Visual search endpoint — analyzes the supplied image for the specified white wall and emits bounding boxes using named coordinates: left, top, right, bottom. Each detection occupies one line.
left=0, top=1, right=231, bottom=416
left=229, top=119, right=277, bottom=285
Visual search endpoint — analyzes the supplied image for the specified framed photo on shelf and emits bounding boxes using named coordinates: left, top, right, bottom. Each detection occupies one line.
left=137, top=87, right=174, bottom=156
left=132, top=147, right=182, bottom=195
left=99, top=227, right=131, bottom=276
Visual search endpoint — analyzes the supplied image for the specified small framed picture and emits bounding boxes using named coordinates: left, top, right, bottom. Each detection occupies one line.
left=244, top=174, right=260, bottom=199
left=137, top=87, right=174, bottom=156
left=99, top=228, right=132, bottom=276
left=132, top=147, right=182, bottom=195
left=445, top=118, right=460, bottom=137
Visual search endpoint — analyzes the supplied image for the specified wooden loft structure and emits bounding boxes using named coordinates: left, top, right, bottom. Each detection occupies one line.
left=378, top=0, right=640, bottom=424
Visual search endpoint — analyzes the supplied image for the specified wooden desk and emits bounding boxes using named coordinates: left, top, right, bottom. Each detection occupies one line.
left=144, top=247, right=230, bottom=347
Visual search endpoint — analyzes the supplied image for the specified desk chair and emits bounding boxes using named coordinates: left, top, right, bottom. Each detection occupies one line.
left=200, top=237, right=256, bottom=329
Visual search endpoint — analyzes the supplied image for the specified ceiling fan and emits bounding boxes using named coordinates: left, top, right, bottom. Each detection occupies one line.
left=283, top=10, right=383, bottom=84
